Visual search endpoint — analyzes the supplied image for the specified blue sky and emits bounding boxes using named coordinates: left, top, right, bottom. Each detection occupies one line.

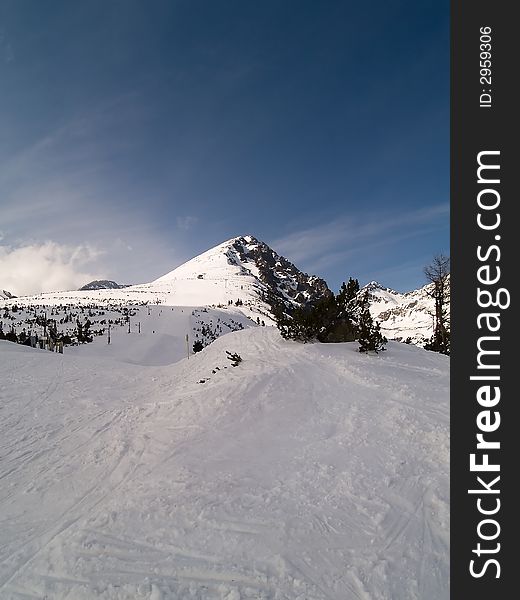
left=0, top=0, right=449, bottom=295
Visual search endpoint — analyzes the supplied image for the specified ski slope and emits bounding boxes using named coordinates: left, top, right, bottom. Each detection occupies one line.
left=64, top=306, right=254, bottom=367
left=0, top=328, right=449, bottom=599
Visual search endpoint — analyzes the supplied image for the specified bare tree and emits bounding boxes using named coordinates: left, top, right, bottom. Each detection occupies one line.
left=424, top=254, right=450, bottom=354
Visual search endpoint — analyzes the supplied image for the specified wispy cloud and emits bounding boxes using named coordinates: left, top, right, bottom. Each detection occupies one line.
left=270, top=203, right=449, bottom=277
left=176, top=215, right=198, bottom=230
left=0, top=97, right=187, bottom=289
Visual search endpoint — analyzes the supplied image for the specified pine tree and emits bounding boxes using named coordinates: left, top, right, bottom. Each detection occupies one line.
left=315, top=294, right=354, bottom=342
left=5, top=327, right=18, bottom=343
left=192, top=340, right=204, bottom=353
left=337, top=277, right=360, bottom=316
left=357, top=293, right=387, bottom=353
left=76, top=319, right=83, bottom=343
left=276, top=304, right=320, bottom=343
left=424, top=254, right=450, bottom=355
left=83, top=319, right=93, bottom=343
left=424, top=330, right=450, bottom=355
left=273, top=277, right=386, bottom=347
left=274, top=285, right=355, bottom=343
left=226, top=351, right=242, bottom=366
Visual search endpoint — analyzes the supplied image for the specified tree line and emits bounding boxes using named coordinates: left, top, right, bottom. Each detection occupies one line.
left=270, top=253, right=450, bottom=356
left=272, top=277, right=387, bottom=353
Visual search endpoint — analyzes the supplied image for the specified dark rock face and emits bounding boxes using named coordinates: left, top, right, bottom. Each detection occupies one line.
left=79, top=280, right=130, bottom=291
left=228, top=236, right=332, bottom=311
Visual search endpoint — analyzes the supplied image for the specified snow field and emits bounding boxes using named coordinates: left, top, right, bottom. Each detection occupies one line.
left=0, top=326, right=448, bottom=599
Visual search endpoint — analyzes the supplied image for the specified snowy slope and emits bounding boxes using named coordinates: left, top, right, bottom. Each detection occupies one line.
left=132, top=237, right=268, bottom=311
left=0, top=328, right=449, bottom=599
left=64, top=306, right=255, bottom=366
left=0, top=302, right=255, bottom=366
left=363, top=278, right=450, bottom=345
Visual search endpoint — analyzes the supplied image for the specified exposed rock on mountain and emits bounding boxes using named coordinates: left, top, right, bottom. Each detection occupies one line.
left=1, top=289, right=16, bottom=300
left=79, top=280, right=130, bottom=291
left=228, top=235, right=331, bottom=306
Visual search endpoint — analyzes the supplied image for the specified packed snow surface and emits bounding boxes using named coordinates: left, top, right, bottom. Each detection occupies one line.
left=0, top=327, right=449, bottom=599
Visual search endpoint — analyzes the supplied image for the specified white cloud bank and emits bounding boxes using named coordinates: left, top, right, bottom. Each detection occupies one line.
left=0, top=242, right=105, bottom=296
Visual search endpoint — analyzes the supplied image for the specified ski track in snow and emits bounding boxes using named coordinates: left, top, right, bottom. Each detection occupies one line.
left=0, top=324, right=449, bottom=600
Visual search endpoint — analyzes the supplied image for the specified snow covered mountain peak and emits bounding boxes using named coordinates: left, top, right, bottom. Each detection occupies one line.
left=364, top=276, right=450, bottom=345
left=148, top=234, right=331, bottom=314
left=362, top=281, right=401, bottom=296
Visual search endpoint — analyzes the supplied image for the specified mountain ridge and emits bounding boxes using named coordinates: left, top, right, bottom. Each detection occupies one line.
left=0, top=235, right=446, bottom=345
left=361, top=275, right=450, bottom=345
